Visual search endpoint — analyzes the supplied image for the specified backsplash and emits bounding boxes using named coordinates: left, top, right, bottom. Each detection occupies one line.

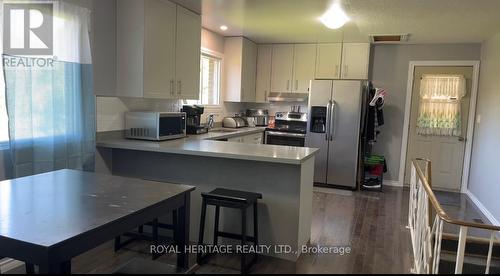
left=96, top=96, right=183, bottom=132
left=242, top=102, right=308, bottom=116
left=96, top=96, right=309, bottom=132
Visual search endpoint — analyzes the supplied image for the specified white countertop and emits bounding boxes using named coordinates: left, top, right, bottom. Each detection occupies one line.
left=96, top=127, right=318, bottom=165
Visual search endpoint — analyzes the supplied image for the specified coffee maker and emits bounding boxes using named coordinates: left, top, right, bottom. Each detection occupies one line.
left=181, top=105, right=209, bottom=135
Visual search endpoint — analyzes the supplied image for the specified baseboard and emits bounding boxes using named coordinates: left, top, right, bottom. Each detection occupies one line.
left=384, top=180, right=402, bottom=187
left=465, top=190, right=500, bottom=226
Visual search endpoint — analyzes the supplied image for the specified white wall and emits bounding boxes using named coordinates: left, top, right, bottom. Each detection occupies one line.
left=369, top=43, right=482, bottom=181
left=202, top=28, right=224, bottom=54
left=468, top=33, right=500, bottom=221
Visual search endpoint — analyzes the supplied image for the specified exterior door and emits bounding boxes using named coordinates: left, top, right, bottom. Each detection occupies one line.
left=405, top=66, right=472, bottom=191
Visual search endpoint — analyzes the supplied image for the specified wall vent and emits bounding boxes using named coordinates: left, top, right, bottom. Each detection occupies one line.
left=370, top=34, right=409, bottom=44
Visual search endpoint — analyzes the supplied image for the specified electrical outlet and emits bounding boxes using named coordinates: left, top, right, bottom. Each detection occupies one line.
left=476, top=114, right=481, bottom=124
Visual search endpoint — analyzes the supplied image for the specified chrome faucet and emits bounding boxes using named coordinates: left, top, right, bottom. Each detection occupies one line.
left=207, top=114, right=215, bottom=129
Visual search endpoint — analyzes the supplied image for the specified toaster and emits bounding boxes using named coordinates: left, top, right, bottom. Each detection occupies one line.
left=222, top=117, right=247, bottom=128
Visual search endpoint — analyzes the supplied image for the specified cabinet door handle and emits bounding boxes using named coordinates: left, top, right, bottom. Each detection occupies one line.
left=177, top=81, right=182, bottom=95
left=170, top=80, right=174, bottom=95
left=286, top=80, right=290, bottom=91
left=295, top=80, right=298, bottom=91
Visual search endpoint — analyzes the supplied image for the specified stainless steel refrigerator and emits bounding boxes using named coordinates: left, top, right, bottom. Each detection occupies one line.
left=306, top=80, right=365, bottom=189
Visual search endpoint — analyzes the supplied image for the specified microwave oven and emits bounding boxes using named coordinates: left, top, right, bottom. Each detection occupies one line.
left=125, top=112, right=186, bottom=141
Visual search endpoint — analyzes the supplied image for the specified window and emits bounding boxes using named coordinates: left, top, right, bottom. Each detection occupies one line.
left=186, top=51, right=222, bottom=106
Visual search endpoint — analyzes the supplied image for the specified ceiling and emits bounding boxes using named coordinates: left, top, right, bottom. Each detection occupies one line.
left=188, top=0, right=500, bottom=44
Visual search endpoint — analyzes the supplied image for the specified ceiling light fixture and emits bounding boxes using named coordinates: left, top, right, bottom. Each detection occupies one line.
left=220, top=25, right=228, bottom=31
left=319, top=3, right=350, bottom=29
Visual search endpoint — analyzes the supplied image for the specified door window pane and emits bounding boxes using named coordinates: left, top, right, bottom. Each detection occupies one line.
left=417, top=74, right=466, bottom=136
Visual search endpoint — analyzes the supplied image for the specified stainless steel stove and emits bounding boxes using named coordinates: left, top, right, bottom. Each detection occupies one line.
left=265, top=112, right=307, bottom=147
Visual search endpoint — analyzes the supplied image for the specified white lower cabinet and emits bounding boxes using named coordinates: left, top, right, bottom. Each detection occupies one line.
left=242, top=133, right=264, bottom=144
left=227, top=137, right=243, bottom=143
left=227, top=133, right=263, bottom=144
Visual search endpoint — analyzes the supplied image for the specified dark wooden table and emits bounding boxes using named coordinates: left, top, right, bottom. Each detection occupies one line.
left=0, top=169, right=194, bottom=274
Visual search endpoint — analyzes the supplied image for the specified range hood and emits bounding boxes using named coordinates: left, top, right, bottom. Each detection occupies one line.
left=267, top=92, right=309, bottom=102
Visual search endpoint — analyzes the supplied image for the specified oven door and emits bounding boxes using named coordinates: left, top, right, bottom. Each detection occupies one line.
left=158, top=113, right=186, bottom=140
left=265, top=131, right=306, bottom=147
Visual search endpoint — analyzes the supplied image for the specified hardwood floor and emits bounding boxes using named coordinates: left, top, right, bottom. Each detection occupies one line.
left=9, top=187, right=415, bottom=274
left=306, top=187, right=413, bottom=274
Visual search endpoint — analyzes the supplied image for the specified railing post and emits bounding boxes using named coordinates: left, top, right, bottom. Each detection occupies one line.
left=432, top=217, right=443, bottom=274
left=426, top=160, right=432, bottom=188
left=410, top=158, right=500, bottom=275
left=486, top=231, right=495, bottom=274
left=455, top=226, right=468, bottom=274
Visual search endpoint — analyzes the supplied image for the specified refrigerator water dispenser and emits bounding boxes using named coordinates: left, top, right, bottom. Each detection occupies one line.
left=310, top=106, right=327, bottom=133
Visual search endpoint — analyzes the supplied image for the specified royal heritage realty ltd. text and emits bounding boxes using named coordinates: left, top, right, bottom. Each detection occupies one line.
left=151, top=244, right=352, bottom=256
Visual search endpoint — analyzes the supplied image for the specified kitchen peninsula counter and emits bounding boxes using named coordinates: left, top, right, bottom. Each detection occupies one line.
left=96, top=128, right=317, bottom=261
left=96, top=127, right=316, bottom=165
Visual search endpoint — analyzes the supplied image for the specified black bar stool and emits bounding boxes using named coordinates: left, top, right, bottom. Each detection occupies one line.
left=197, top=188, right=262, bottom=274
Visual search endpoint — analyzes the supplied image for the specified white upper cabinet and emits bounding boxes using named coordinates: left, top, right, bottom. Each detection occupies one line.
left=271, top=44, right=294, bottom=92
left=241, top=38, right=258, bottom=102
left=315, top=43, right=342, bottom=79
left=270, top=44, right=316, bottom=93
left=292, top=44, right=316, bottom=93
left=116, top=0, right=201, bottom=99
left=175, top=5, right=201, bottom=99
left=92, top=0, right=117, bottom=96
left=116, top=0, right=144, bottom=98
left=314, top=43, right=370, bottom=80
left=341, top=43, right=371, bottom=80
left=143, top=0, right=176, bottom=99
left=224, top=37, right=257, bottom=102
left=255, top=44, right=272, bottom=102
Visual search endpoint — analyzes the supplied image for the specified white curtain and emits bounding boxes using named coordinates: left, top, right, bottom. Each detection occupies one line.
left=53, top=1, right=92, bottom=63
left=417, top=74, right=466, bottom=136
left=2, top=1, right=95, bottom=177
left=0, top=0, right=9, bottom=145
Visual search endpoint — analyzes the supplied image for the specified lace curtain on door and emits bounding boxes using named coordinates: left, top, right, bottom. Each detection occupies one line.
left=416, top=74, right=466, bottom=136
